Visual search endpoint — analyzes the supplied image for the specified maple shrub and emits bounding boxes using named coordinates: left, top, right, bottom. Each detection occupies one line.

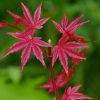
left=0, top=1, right=92, bottom=100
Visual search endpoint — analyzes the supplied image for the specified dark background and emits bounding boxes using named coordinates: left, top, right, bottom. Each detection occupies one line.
left=0, top=0, right=100, bottom=100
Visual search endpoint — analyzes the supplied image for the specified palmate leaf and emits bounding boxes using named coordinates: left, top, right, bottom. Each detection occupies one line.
left=62, top=85, right=92, bottom=100
left=52, top=15, right=89, bottom=43
left=0, top=2, right=50, bottom=37
left=52, top=36, right=87, bottom=73
left=38, top=70, right=68, bottom=93
left=20, top=2, right=49, bottom=36
left=4, top=34, right=51, bottom=70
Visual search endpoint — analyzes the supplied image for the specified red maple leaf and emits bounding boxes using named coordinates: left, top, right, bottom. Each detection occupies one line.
left=0, top=2, right=49, bottom=37
left=4, top=32, right=51, bottom=70
left=13, top=2, right=49, bottom=37
left=52, top=35, right=88, bottom=73
left=62, top=85, right=92, bottom=100
left=52, top=15, right=89, bottom=43
left=38, top=68, right=74, bottom=93
left=38, top=79, right=67, bottom=93
left=38, top=69, right=68, bottom=93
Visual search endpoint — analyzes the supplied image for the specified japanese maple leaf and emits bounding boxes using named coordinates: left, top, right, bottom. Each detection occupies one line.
left=52, top=15, right=89, bottom=43
left=6, top=2, right=49, bottom=37
left=4, top=32, right=51, bottom=70
left=38, top=79, right=67, bottom=93
left=52, top=35, right=88, bottom=73
left=38, top=69, right=69, bottom=93
left=38, top=68, right=74, bottom=93
left=62, top=85, right=92, bottom=100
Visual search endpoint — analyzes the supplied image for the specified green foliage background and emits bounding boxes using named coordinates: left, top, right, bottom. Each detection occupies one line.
left=0, top=0, right=100, bottom=100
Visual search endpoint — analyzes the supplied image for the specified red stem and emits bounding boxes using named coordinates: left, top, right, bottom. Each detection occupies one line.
left=48, top=40, right=59, bottom=100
